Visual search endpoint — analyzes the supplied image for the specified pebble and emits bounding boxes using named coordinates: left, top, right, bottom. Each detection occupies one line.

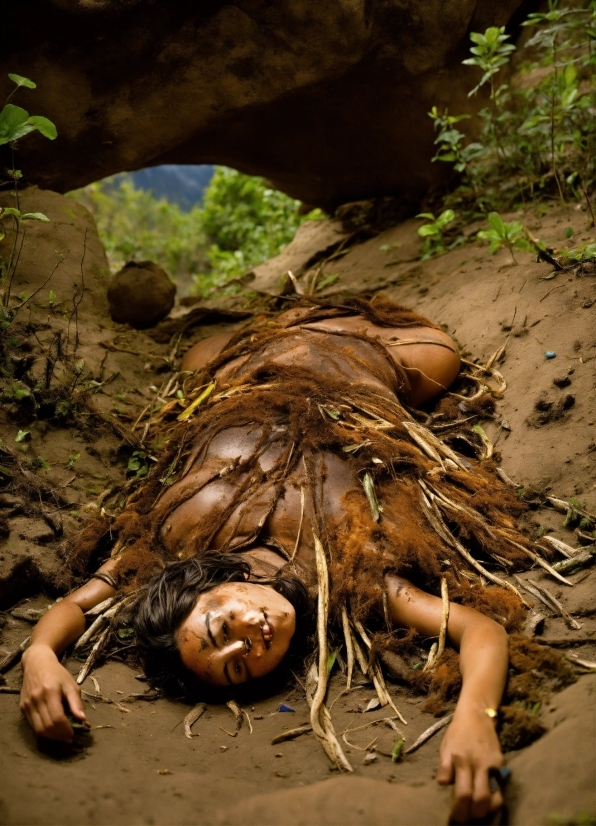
left=545, top=352, right=556, bottom=359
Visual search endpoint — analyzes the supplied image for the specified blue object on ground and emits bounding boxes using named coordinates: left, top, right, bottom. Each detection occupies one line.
left=279, top=704, right=295, bottom=712
left=545, top=351, right=556, bottom=359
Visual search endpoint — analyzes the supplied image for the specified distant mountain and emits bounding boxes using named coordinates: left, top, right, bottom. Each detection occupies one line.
left=128, top=165, right=214, bottom=210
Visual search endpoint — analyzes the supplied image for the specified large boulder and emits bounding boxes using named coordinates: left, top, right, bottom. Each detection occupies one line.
left=2, top=0, right=524, bottom=209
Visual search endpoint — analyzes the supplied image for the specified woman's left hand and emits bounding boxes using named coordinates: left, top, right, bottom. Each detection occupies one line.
left=437, top=709, right=504, bottom=824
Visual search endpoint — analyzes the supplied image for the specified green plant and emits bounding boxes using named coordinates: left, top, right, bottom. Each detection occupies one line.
left=428, top=5, right=596, bottom=217
left=476, top=212, right=533, bottom=264
left=65, top=451, right=80, bottom=470
left=428, top=107, right=484, bottom=174
left=416, top=209, right=456, bottom=259
left=127, top=450, right=150, bottom=480
left=0, top=74, right=57, bottom=146
left=464, top=27, right=517, bottom=99
left=0, top=74, right=57, bottom=310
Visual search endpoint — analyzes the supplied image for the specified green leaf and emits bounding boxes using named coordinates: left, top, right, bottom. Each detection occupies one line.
left=1, top=207, right=21, bottom=217
left=326, top=650, right=337, bottom=675
left=317, top=273, right=340, bottom=290
left=437, top=208, right=455, bottom=227
left=362, top=472, right=381, bottom=522
left=117, top=627, right=135, bottom=641
left=12, top=384, right=31, bottom=400
left=8, top=73, right=36, bottom=89
left=391, top=737, right=405, bottom=763
left=7, top=169, right=22, bottom=179
left=26, top=115, right=57, bottom=140
left=21, top=212, right=50, bottom=222
left=15, top=429, right=30, bottom=443
left=0, top=104, right=32, bottom=145
left=487, top=212, right=506, bottom=235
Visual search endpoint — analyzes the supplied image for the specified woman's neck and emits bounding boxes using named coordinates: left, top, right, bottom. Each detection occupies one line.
left=243, top=546, right=287, bottom=578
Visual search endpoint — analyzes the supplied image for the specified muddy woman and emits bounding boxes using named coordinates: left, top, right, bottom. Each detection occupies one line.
left=20, top=296, right=565, bottom=824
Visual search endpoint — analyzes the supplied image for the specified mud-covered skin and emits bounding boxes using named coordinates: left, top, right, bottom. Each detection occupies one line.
left=181, top=310, right=461, bottom=407
left=165, top=313, right=460, bottom=571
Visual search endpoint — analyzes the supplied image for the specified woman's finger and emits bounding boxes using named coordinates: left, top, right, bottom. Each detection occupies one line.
left=490, top=788, right=504, bottom=814
left=450, top=761, right=473, bottom=824
left=31, top=700, right=58, bottom=738
left=63, top=682, right=86, bottom=721
left=27, top=707, right=46, bottom=737
left=45, top=693, right=76, bottom=741
left=436, top=754, right=454, bottom=785
left=470, top=767, right=492, bottom=821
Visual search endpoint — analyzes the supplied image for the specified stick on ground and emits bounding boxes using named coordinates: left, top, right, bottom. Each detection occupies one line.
left=404, top=713, right=454, bottom=755
left=183, top=703, right=206, bottom=739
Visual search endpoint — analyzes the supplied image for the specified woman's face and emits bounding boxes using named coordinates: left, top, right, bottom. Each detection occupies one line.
left=177, top=582, right=296, bottom=686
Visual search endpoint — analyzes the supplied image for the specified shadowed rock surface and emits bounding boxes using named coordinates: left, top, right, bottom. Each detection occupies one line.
left=3, top=0, right=527, bottom=208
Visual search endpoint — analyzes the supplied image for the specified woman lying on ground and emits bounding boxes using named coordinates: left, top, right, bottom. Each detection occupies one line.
left=20, top=296, right=558, bottom=824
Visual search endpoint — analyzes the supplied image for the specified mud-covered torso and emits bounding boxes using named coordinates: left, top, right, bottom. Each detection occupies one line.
left=158, top=325, right=407, bottom=591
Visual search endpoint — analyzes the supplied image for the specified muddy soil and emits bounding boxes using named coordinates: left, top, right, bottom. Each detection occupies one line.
left=0, top=188, right=595, bottom=825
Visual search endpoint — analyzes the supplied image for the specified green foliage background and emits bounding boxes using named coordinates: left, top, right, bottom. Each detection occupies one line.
left=69, top=167, right=323, bottom=297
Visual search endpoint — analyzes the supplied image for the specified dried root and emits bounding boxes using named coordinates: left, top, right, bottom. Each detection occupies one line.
left=308, top=532, right=353, bottom=772
left=183, top=703, right=205, bottom=739
left=424, top=577, right=449, bottom=672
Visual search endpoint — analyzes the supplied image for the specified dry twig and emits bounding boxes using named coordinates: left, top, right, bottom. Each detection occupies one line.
left=271, top=725, right=312, bottom=745
left=183, top=703, right=206, bottom=739
left=404, top=713, right=454, bottom=755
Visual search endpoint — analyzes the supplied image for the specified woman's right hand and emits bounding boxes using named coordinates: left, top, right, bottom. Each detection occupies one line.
left=20, top=644, right=88, bottom=743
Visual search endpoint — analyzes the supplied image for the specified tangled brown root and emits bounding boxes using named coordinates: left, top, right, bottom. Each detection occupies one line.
left=498, top=706, right=547, bottom=752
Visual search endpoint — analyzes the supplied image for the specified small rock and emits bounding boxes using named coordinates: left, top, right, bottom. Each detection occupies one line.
left=107, top=261, right=176, bottom=329
left=545, top=351, right=556, bottom=359
left=582, top=300, right=594, bottom=309
left=363, top=752, right=378, bottom=765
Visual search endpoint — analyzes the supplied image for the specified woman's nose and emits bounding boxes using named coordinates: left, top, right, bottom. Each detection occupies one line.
left=224, top=639, right=246, bottom=657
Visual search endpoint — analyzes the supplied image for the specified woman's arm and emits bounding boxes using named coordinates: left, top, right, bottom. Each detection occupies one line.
left=385, top=575, right=508, bottom=824
left=20, top=560, right=118, bottom=743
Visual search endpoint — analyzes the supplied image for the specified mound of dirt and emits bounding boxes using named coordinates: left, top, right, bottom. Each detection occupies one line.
left=1, top=189, right=595, bottom=825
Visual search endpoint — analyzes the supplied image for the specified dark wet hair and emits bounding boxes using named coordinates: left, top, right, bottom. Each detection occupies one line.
left=133, top=551, right=313, bottom=699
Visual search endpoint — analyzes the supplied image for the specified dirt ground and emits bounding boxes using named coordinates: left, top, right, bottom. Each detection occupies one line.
left=0, top=187, right=595, bottom=825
